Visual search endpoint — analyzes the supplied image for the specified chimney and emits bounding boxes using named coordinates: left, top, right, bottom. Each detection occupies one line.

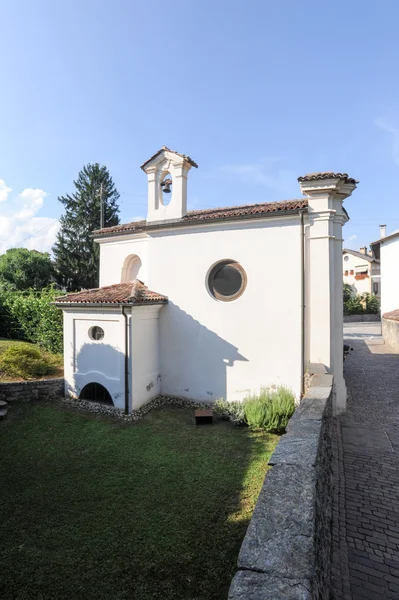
left=359, top=247, right=367, bottom=255
left=380, top=224, right=387, bottom=239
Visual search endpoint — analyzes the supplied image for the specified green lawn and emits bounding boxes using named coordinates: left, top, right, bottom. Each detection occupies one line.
left=0, top=402, right=278, bottom=600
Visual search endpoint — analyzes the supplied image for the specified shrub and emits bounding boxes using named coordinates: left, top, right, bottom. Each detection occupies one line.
left=0, top=287, right=64, bottom=353
left=344, top=295, right=364, bottom=315
left=214, top=399, right=246, bottom=425
left=244, top=386, right=295, bottom=434
left=343, top=283, right=354, bottom=302
left=361, top=292, right=380, bottom=315
left=0, top=343, right=59, bottom=380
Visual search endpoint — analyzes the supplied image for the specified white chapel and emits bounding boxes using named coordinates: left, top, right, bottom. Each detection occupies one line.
left=56, top=147, right=358, bottom=415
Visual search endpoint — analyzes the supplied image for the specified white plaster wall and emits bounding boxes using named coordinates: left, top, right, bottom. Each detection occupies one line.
left=153, top=219, right=302, bottom=401
left=98, top=216, right=303, bottom=402
left=99, top=236, right=149, bottom=286
left=130, top=306, right=162, bottom=409
left=342, top=253, right=372, bottom=295
left=380, top=238, right=399, bottom=314
left=63, top=308, right=127, bottom=409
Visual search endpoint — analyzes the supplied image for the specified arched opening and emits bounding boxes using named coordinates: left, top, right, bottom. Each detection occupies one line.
left=79, top=382, right=113, bottom=405
left=160, top=171, right=172, bottom=206
left=121, top=254, right=142, bottom=283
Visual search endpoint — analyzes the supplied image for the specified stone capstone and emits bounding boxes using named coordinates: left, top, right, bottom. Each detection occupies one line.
left=228, top=571, right=312, bottom=600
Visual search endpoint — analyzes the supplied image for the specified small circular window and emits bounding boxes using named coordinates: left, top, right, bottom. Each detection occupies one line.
left=89, top=326, right=104, bottom=341
left=208, top=260, right=247, bottom=301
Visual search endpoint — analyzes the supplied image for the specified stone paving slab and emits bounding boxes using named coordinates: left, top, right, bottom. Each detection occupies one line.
left=331, top=331, right=399, bottom=599
left=340, top=426, right=393, bottom=452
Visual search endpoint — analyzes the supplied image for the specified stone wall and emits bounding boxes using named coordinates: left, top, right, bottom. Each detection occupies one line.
left=0, top=378, right=64, bottom=403
left=228, top=364, right=333, bottom=600
left=343, top=314, right=380, bottom=322
left=382, top=314, right=399, bottom=351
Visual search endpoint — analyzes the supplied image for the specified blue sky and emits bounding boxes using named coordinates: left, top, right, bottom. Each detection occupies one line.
left=1, top=0, right=399, bottom=253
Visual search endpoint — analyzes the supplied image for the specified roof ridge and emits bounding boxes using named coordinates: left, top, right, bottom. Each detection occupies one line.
left=93, top=198, right=308, bottom=237
left=186, top=198, right=305, bottom=215
left=55, top=280, right=168, bottom=306
left=343, top=248, right=375, bottom=261
left=298, top=172, right=358, bottom=184
left=140, top=146, right=198, bottom=170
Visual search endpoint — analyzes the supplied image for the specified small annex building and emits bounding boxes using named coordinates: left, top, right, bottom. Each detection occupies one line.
left=56, top=147, right=358, bottom=414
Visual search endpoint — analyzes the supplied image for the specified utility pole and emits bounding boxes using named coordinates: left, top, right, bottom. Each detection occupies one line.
left=99, top=183, right=104, bottom=229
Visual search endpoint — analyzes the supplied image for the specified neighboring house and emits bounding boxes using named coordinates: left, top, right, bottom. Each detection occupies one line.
left=342, top=248, right=380, bottom=297
left=56, top=149, right=358, bottom=415
left=370, top=225, right=399, bottom=315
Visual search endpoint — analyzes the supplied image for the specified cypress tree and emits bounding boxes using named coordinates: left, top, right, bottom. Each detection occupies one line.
left=53, top=163, right=120, bottom=291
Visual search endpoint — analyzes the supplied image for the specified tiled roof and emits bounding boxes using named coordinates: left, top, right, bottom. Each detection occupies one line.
left=298, top=172, right=358, bottom=185
left=140, top=146, right=198, bottom=170
left=342, top=249, right=377, bottom=263
left=371, top=230, right=399, bottom=247
left=55, top=280, right=168, bottom=306
left=383, top=309, right=399, bottom=322
left=93, top=198, right=308, bottom=237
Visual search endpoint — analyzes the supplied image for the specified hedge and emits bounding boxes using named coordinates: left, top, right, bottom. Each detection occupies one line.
left=0, top=287, right=64, bottom=354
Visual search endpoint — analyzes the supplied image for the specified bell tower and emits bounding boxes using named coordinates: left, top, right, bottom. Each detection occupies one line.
left=141, top=146, right=198, bottom=224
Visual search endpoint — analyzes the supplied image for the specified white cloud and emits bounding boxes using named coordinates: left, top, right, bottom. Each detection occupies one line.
left=375, top=118, right=399, bottom=166
left=344, top=234, right=358, bottom=250
left=0, top=181, right=60, bottom=254
left=215, top=159, right=297, bottom=196
left=0, top=179, right=12, bottom=203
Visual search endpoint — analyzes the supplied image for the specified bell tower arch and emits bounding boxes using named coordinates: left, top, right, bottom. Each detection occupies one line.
left=141, top=146, right=198, bottom=224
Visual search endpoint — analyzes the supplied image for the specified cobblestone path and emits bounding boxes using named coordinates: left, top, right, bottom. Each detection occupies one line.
left=331, top=327, right=399, bottom=600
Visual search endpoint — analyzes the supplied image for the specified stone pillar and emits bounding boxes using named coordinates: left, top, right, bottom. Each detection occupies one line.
left=299, top=173, right=357, bottom=414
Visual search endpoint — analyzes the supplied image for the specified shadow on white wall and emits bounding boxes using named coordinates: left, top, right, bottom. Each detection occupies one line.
left=73, top=343, right=125, bottom=408
left=160, top=302, right=248, bottom=401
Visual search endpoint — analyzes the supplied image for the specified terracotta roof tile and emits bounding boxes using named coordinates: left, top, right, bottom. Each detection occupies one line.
left=298, top=172, right=358, bottom=185
left=140, top=146, right=198, bottom=170
left=55, top=280, right=168, bottom=306
left=93, top=198, right=308, bottom=237
left=383, top=309, right=399, bottom=322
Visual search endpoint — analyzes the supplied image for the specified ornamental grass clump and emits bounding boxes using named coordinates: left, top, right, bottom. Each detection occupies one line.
left=243, top=386, right=295, bottom=434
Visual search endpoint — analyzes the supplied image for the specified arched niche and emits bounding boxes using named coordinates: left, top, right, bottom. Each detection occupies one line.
left=121, top=254, right=142, bottom=283
left=79, top=382, right=113, bottom=405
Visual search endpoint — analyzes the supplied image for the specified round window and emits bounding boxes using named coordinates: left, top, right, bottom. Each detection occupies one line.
left=89, top=326, right=105, bottom=341
left=208, top=260, right=247, bottom=301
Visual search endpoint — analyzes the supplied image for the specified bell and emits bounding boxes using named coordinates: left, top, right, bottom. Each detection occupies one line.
left=161, top=178, right=172, bottom=194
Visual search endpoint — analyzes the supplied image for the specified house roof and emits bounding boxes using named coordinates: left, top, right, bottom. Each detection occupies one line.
left=55, top=280, right=168, bottom=306
left=298, top=172, right=358, bottom=185
left=140, top=146, right=198, bottom=170
left=370, top=230, right=399, bottom=260
left=342, top=248, right=377, bottom=263
left=93, top=198, right=309, bottom=238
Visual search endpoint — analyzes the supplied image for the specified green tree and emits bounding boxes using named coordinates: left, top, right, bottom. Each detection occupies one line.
left=0, top=248, right=53, bottom=291
left=53, top=163, right=120, bottom=291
